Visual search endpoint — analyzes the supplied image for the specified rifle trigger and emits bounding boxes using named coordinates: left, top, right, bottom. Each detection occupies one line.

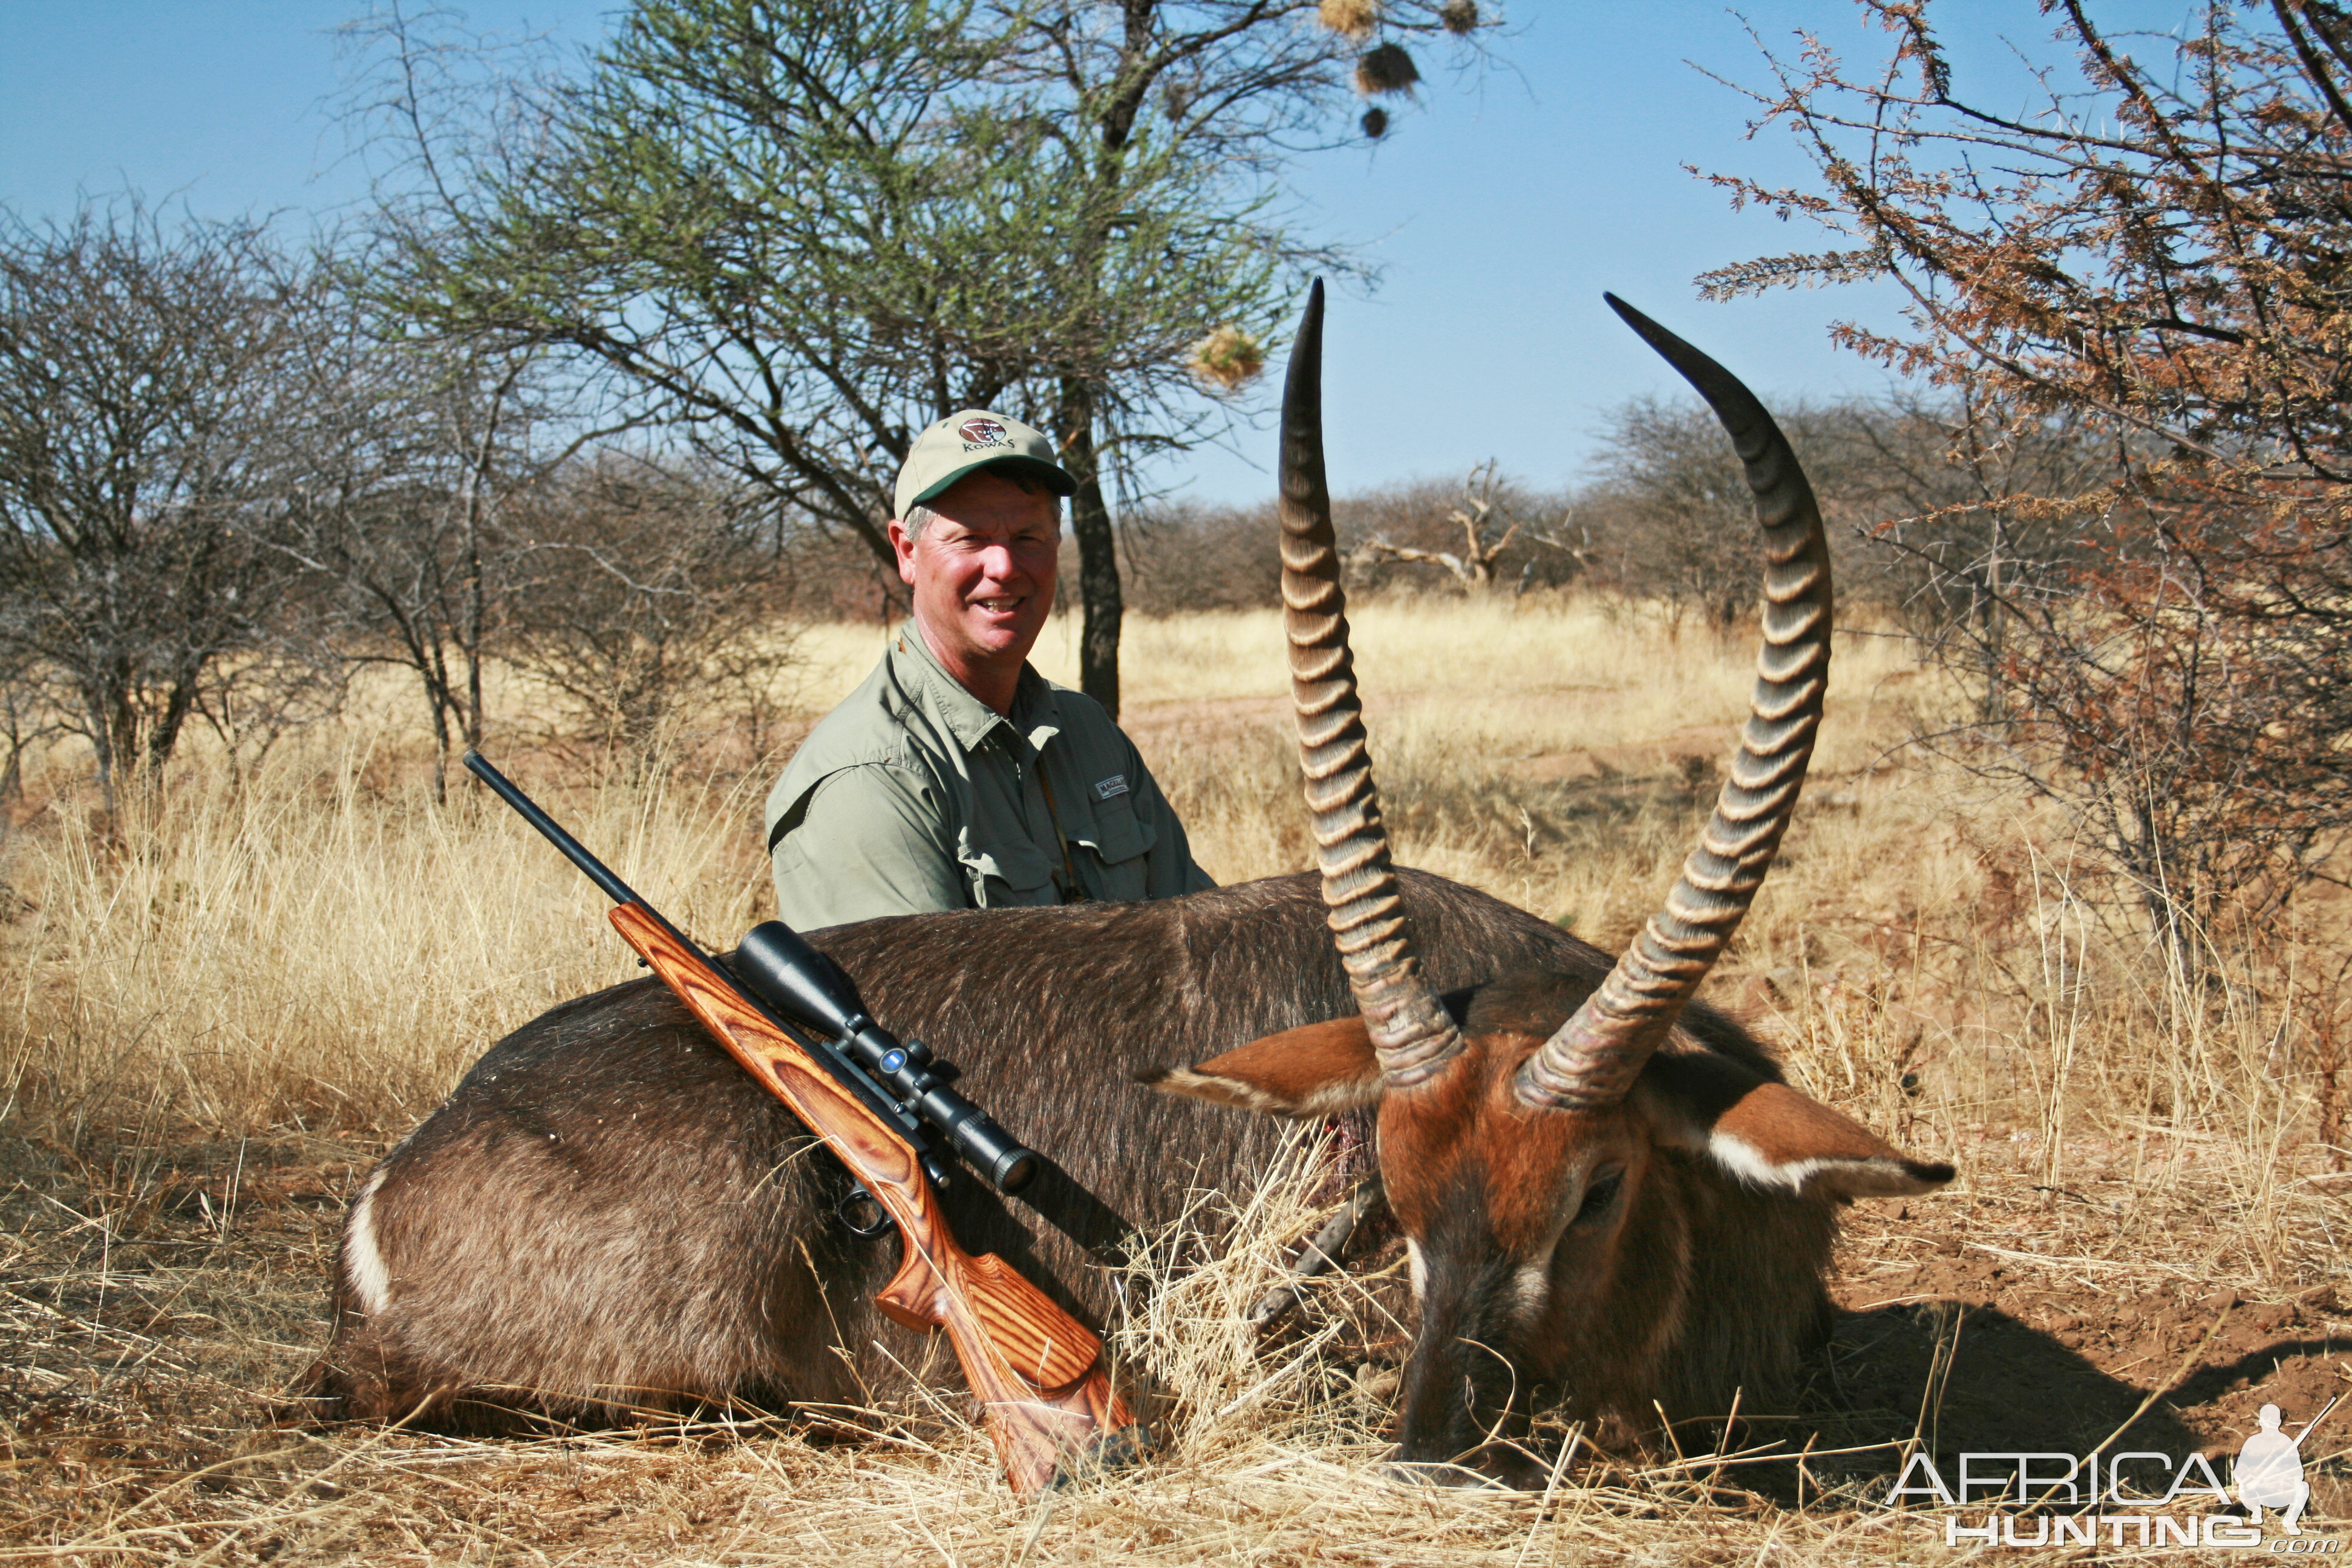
left=836, top=1184, right=895, bottom=1241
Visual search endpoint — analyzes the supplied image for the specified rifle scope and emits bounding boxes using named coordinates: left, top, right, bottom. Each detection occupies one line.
left=733, top=921, right=1040, bottom=1195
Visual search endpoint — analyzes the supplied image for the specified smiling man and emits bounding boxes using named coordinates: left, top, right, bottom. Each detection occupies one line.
left=763, top=410, right=1213, bottom=930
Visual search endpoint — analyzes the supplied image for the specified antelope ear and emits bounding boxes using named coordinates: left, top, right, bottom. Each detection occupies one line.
left=1637, top=1051, right=1955, bottom=1201
left=1139, top=1015, right=1385, bottom=1117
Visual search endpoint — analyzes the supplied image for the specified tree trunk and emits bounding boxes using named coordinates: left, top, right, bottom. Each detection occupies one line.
left=424, top=658, right=454, bottom=805
left=0, top=690, right=24, bottom=807
left=145, top=674, right=198, bottom=780
left=1057, top=379, right=1123, bottom=718
left=460, top=501, right=487, bottom=753
left=459, top=364, right=515, bottom=756
left=90, top=666, right=139, bottom=814
left=1980, top=517, right=2008, bottom=724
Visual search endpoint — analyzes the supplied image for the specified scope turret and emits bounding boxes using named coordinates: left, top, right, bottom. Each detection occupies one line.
left=733, top=922, right=1040, bottom=1195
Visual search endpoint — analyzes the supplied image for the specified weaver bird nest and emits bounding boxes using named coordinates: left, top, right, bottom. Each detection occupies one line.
left=1440, top=0, right=1480, bottom=34
left=1188, top=325, right=1267, bottom=393
left=1361, top=106, right=1391, bottom=140
left=1317, top=0, right=1380, bottom=40
left=1354, top=42, right=1420, bottom=96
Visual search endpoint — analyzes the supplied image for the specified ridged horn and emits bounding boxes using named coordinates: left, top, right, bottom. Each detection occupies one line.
left=1516, top=295, right=1834, bottom=1111
left=1280, top=281, right=1463, bottom=1088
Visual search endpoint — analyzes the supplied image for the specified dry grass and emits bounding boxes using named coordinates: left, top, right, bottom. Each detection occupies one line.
left=2, top=596, right=2348, bottom=1563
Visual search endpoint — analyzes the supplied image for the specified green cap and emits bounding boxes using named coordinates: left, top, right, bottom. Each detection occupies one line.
left=893, top=410, right=1076, bottom=520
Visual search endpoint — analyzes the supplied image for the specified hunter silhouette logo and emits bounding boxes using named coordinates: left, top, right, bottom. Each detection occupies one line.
left=2237, top=1397, right=2337, bottom=1535
left=1892, top=1394, right=2343, bottom=1549
left=957, top=417, right=1010, bottom=448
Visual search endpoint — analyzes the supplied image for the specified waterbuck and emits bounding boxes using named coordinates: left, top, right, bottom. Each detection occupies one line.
left=309, top=287, right=1952, bottom=1475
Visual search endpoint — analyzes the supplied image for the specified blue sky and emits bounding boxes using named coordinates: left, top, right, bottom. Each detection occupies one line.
left=0, top=2, right=2121, bottom=503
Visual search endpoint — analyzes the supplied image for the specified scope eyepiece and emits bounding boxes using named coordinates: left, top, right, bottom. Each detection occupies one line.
left=914, top=1083, right=1039, bottom=1194
left=990, top=1147, right=1040, bottom=1192
left=973, top=1131, right=1039, bottom=1194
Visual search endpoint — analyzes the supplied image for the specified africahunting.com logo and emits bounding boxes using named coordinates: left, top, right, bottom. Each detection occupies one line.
left=1892, top=1397, right=2340, bottom=1550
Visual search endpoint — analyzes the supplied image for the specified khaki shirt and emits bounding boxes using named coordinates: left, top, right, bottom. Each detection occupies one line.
left=765, top=629, right=1213, bottom=930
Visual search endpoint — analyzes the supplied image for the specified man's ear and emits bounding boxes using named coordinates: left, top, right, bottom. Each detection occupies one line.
left=1138, top=1015, right=1384, bottom=1118
left=887, top=517, right=919, bottom=586
left=1636, top=1050, right=1956, bottom=1201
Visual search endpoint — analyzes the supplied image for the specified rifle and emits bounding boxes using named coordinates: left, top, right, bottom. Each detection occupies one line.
left=462, top=749, right=1137, bottom=1493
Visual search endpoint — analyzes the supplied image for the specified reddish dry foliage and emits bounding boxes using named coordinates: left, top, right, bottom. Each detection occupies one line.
left=1706, top=0, right=2352, bottom=923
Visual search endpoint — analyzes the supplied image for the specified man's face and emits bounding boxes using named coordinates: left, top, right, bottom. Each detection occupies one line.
left=890, top=469, right=1060, bottom=684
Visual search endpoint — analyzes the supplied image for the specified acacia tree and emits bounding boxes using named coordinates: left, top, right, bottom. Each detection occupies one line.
left=1587, top=395, right=1794, bottom=630
left=1706, top=0, right=2352, bottom=933
left=358, top=3, right=1056, bottom=560
left=1818, top=389, right=2116, bottom=713
left=1579, top=396, right=1927, bottom=632
left=972, top=0, right=1492, bottom=707
left=1593, top=388, right=2113, bottom=656
left=353, top=0, right=1495, bottom=716
left=0, top=204, right=328, bottom=805
left=269, top=299, right=555, bottom=799
left=500, top=454, right=779, bottom=762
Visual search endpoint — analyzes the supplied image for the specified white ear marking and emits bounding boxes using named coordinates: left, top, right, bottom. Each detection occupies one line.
left=1141, top=1064, right=1375, bottom=1117
left=1708, top=1130, right=1951, bottom=1199
left=1707, top=1130, right=1806, bottom=1193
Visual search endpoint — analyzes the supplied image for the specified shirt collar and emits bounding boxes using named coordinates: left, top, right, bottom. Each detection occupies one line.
left=892, top=626, right=1062, bottom=754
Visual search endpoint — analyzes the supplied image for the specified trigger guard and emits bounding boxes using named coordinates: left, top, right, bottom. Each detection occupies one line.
left=836, top=1184, right=896, bottom=1240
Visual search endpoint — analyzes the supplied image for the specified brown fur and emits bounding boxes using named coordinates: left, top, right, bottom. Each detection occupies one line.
left=307, top=868, right=1945, bottom=1468
left=312, top=871, right=1666, bottom=1426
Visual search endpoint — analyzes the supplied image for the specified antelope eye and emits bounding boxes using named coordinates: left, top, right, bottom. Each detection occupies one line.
left=1572, top=1168, right=1625, bottom=1226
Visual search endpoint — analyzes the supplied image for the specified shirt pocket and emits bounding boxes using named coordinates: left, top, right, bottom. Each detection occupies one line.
left=1067, top=791, right=1157, bottom=903
left=956, top=832, right=1060, bottom=909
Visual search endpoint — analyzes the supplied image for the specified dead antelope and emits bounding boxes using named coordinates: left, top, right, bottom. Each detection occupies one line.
left=308, top=288, right=1950, bottom=1481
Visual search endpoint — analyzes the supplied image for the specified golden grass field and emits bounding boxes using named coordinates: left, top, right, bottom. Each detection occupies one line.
left=1, top=596, right=2347, bottom=1564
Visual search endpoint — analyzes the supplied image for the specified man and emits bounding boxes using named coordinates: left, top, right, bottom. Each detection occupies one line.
left=765, top=410, right=1212, bottom=929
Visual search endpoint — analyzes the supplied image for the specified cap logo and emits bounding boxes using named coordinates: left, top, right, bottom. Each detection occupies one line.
left=958, top=417, right=1011, bottom=449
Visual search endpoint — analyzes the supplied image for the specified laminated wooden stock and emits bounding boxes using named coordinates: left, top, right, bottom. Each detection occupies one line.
left=607, top=903, right=1131, bottom=1494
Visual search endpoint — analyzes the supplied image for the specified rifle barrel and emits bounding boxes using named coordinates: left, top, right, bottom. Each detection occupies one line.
left=2293, top=1393, right=2341, bottom=1448
left=463, top=750, right=638, bottom=907
left=463, top=748, right=944, bottom=1161
left=465, top=748, right=1056, bottom=1204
